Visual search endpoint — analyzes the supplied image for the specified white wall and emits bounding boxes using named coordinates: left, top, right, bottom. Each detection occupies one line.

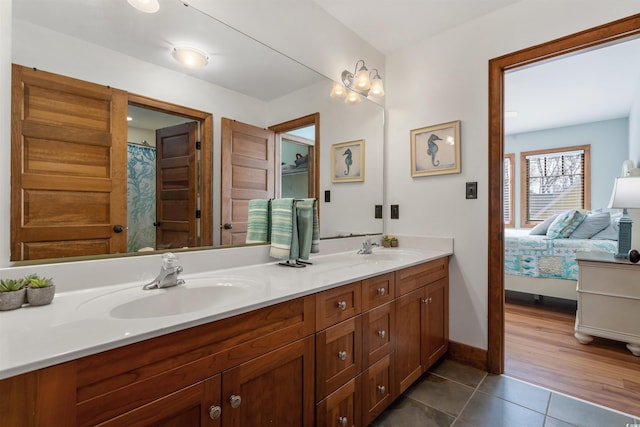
left=505, top=118, right=629, bottom=227
left=385, top=0, right=640, bottom=350
left=0, top=1, right=10, bottom=267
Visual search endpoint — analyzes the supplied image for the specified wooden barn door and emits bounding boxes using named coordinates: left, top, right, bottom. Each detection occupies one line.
left=220, top=118, right=275, bottom=245
left=11, top=65, right=127, bottom=261
left=155, top=122, right=199, bottom=249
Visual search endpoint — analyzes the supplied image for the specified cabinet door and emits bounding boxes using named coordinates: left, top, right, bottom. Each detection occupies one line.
left=423, top=277, right=449, bottom=369
left=222, top=336, right=315, bottom=427
left=362, top=302, right=394, bottom=368
left=362, top=354, right=393, bottom=426
left=316, top=376, right=361, bottom=427
left=96, top=375, right=221, bottom=427
left=394, top=287, right=425, bottom=395
left=316, top=316, right=363, bottom=400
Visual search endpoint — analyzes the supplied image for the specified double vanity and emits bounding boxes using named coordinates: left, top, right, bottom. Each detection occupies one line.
left=0, top=237, right=452, bottom=426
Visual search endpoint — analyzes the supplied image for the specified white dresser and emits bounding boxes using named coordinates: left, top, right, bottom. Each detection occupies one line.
left=575, top=252, right=640, bottom=356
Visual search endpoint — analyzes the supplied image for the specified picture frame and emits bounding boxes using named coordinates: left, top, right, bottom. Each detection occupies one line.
left=410, top=120, right=461, bottom=177
left=331, top=139, right=365, bottom=182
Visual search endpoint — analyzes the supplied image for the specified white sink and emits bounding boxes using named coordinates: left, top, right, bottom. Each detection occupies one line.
left=77, top=276, right=266, bottom=319
left=357, top=249, right=423, bottom=263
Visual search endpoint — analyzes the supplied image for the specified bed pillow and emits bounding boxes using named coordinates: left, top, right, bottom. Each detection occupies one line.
left=590, top=212, right=622, bottom=240
left=546, top=209, right=587, bottom=239
left=569, top=212, right=611, bottom=239
left=529, top=213, right=560, bottom=235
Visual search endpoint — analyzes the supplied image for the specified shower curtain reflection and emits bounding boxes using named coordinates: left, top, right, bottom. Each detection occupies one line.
left=127, top=143, right=157, bottom=252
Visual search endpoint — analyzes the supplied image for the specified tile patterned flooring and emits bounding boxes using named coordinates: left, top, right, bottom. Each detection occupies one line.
left=371, top=359, right=639, bottom=426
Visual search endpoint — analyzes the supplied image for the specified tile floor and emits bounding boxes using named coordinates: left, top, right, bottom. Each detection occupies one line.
left=371, top=359, right=639, bottom=427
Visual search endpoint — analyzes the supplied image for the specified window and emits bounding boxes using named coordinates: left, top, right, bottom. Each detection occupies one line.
left=520, top=145, right=590, bottom=227
left=504, top=153, right=515, bottom=228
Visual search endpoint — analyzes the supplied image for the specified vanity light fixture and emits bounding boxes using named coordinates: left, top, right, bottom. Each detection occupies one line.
left=127, top=0, right=160, bottom=13
left=171, top=47, right=210, bottom=69
left=330, top=59, right=384, bottom=104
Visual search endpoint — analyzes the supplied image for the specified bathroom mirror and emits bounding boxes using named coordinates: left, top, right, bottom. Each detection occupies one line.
left=8, top=0, right=384, bottom=265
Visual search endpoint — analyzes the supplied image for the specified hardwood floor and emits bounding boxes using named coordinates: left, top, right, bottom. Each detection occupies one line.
left=504, top=293, right=640, bottom=417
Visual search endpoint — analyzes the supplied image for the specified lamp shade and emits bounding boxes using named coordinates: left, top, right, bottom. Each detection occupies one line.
left=330, top=82, right=347, bottom=98
left=608, top=177, right=640, bottom=209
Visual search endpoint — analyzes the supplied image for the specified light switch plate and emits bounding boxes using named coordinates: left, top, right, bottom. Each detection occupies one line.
left=466, top=182, right=478, bottom=199
left=391, top=204, right=399, bottom=219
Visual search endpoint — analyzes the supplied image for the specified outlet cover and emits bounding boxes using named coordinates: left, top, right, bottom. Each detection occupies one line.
left=466, top=182, right=478, bottom=199
left=391, top=204, right=399, bottom=219
left=324, top=190, right=330, bottom=203
left=375, top=205, right=383, bottom=219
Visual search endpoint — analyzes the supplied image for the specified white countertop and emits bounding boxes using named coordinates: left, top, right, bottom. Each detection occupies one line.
left=0, top=238, right=452, bottom=380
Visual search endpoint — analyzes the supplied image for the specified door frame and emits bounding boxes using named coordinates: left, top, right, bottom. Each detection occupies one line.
left=128, top=93, right=213, bottom=247
left=487, top=14, right=640, bottom=374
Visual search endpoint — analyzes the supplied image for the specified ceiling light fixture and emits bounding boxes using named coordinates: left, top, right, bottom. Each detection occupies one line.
left=330, top=59, right=384, bottom=104
left=127, top=0, right=160, bottom=13
left=171, top=47, right=210, bottom=69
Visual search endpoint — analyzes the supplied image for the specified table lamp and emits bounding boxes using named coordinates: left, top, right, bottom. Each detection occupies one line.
left=608, top=176, right=640, bottom=258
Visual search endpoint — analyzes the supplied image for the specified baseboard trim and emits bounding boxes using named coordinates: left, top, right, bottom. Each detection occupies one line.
left=447, top=340, right=487, bottom=371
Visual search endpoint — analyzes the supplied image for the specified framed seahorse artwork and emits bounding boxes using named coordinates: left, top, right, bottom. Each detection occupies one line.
left=331, top=139, right=365, bottom=182
left=410, top=120, right=461, bottom=177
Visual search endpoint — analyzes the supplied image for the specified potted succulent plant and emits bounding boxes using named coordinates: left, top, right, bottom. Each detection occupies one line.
left=382, top=235, right=392, bottom=248
left=390, top=236, right=399, bottom=247
left=25, top=274, right=55, bottom=306
left=0, top=278, right=27, bottom=311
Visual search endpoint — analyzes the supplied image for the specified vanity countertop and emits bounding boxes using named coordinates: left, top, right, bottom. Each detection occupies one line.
left=0, top=242, right=452, bottom=380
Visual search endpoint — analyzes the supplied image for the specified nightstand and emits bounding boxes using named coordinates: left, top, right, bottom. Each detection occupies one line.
left=574, top=252, right=640, bottom=356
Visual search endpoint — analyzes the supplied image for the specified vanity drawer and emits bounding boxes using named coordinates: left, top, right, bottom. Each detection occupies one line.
left=316, top=316, right=363, bottom=400
left=316, top=281, right=362, bottom=330
left=362, top=353, right=393, bottom=425
left=396, top=257, right=448, bottom=296
left=316, top=376, right=362, bottom=427
left=362, top=272, right=395, bottom=311
left=362, top=302, right=394, bottom=368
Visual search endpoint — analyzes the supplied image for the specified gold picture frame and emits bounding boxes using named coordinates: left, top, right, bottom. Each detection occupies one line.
left=411, top=120, right=461, bottom=177
left=331, top=139, right=365, bottom=182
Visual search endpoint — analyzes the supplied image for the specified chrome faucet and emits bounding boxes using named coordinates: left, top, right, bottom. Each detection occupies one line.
left=142, top=252, right=185, bottom=290
left=357, top=237, right=379, bottom=255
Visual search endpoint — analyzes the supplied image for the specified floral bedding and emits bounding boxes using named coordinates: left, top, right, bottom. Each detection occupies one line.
left=504, top=228, right=617, bottom=281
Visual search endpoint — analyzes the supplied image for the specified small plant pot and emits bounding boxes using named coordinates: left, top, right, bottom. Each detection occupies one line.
left=390, top=240, right=399, bottom=247
left=382, top=240, right=391, bottom=248
left=27, top=285, right=56, bottom=306
left=0, top=288, right=26, bottom=311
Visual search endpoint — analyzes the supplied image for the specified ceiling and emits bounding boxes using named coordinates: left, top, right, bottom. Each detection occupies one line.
left=14, top=0, right=640, bottom=134
left=313, top=0, right=640, bottom=135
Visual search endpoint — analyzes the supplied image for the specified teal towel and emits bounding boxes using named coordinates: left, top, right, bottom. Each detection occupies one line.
left=296, top=199, right=314, bottom=260
left=245, top=199, right=271, bottom=244
left=311, top=199, right=320, bottom=254
left=270, top=198, right=299, bottom=260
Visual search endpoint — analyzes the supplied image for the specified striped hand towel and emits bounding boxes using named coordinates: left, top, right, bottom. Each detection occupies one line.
left=270, top=198, right=299, bottom=260
left=245, top=199, right=271, bottom=244
left=295, top=198, right=320, bottom=259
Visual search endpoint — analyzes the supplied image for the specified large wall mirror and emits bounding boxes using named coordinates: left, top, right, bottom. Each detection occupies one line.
left=9, top=0, right=384, bottom=265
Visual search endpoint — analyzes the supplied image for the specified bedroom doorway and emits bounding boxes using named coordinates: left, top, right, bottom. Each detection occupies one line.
left=487, top=14, right=640, bottom=415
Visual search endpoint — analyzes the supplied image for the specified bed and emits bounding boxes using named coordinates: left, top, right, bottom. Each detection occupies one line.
left=504, top=228, right=618, bottom=300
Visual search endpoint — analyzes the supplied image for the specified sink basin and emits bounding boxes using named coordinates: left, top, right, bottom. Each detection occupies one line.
left=78, top=276, right=265, bottom=319
left=358, top=249, right=423, bottom=262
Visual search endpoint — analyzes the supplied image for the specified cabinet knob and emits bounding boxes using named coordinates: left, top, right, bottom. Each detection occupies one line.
left=338, top=350, right=347, bottom=361
left=421, top=297, right=432, bottom=304
left=377, top=385, right=386, bottom=394
left=377, top=287, right=386, bottom=296
left=230, top=394, right=242, bottom=409
left=208, top=405, right=222, bottom=420
left=336, top=300, right=347, bottom=310
left=378, top=330, right=386, bottom=339
left=338, top=416, right=348, bottom=426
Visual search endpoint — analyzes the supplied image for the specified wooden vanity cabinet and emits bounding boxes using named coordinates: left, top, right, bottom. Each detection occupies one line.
left=394, top=257, right=449, bottom=395
left=1, top=257, right=450, bottom=427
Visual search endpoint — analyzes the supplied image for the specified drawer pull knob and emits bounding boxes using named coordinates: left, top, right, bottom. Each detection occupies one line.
left=230, top=394, right=242, bottom=409
left=338, top=351, right=348, bottom=361
left=338, top=416, right=348, bottom=426
left=377, top=287, right=386, bottom=296
left=337, top=300, right=347, bottom=310
left=378, top=330, right=386, bottom=338
left=208, top=405, right=222, bottom=420
left=378, top=385, right=386, bottom=394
